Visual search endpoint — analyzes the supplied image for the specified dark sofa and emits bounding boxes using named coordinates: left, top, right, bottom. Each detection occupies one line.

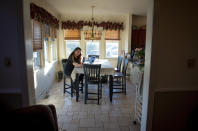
left=1, top=104, right=59, bottom=131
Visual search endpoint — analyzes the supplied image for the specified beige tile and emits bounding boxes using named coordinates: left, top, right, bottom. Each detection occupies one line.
left=95, top=120, right=104, bottom=128
left=88, top=128, right=104, bottom=131
left=79, top=127, right=88, bottom=131
left=103, top=122, right=119, bottom=129
left=80, top=119, right=95, bottom=127
left=120, top=126, right=130, bottom=131
left=38, top=80, right=140, bottom=131
left=62, top=123, right=78, bottom=131
left=105, top=128, right=121, bottom=131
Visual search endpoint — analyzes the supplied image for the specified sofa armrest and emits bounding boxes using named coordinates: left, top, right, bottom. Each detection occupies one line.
left=5, top=104, right=58, bottom=131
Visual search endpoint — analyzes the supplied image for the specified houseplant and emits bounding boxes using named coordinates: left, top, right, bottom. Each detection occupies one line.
left=135, top=48, right=145, bottom=65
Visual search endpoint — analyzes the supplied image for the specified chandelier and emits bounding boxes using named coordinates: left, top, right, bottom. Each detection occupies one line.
left=84, top=6, right=102, bottom=40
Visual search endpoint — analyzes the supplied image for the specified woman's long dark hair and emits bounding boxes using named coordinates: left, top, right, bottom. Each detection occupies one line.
left=70, top=47, right=81, bottom=59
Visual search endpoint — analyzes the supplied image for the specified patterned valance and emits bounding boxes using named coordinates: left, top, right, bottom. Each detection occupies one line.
left=30, top=3, right=59, bottom=29
left=62, top=21, right=124, bottom=30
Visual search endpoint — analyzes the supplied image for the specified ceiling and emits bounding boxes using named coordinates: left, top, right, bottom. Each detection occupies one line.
left=44, top=0, right=148, bottom=16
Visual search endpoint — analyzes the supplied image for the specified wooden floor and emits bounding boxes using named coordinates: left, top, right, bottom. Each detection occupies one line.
left=38, top=80, right=140, bottom=131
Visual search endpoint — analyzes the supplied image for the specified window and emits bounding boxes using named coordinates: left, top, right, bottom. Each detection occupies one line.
left=105, top=30, right=120, bottom=58
left=65, top=29, right=81, bottom=57
left=44, top=38, right=48, bottom=64
left=86, top=40, right=100, bottom=56
left=106, top=40, right=119, bottom=58
left=32, top=20, right=42, bottom=70
left=105, top=30, right=120, bottom=40
left=51, top=39, right=56, bottom=61
left=32, top=20, right=42, bottom=51
left=33, top=52, right=41, bottom=69
left=66, top=40, right=80, bottom=57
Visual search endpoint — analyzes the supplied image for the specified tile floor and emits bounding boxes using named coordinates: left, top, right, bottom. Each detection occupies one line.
left=38, top=80, right=140, bottom=131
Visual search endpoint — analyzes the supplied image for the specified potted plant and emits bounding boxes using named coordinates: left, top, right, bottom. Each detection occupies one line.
left=135, top=48, right=145, bottom=65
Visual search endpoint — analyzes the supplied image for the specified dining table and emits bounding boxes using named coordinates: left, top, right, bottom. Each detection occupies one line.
left=74, top=59, right=114, bottom=102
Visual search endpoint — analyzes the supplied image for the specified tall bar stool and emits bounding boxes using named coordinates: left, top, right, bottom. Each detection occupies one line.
left=62, top=59, right=84, bottom=97
left=62, top=59, right=74, bottom=97
left=83, top=64, right=102, bottom=105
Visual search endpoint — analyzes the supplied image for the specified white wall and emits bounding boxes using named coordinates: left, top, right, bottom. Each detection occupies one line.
left=121, top=14, right=132, bottom=53
left=34, top=61, right=58, bottom=101
left=142, top=0, right=198, bottom=130
left=23, top=0, right=36, bottom=105
left=132, top=15, right=147, bottom=27
left=0, top=0, right=35, bottom=109
left=141, top=0, right=154, bottom=130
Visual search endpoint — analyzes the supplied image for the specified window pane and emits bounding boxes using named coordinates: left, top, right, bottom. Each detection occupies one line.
left=51, top=39, right=55, bottom=61
left=86, top=40, right=99, bottom=56
left=66, top=40, right=80, bottom=57
left=33, top=52, right=40, bottom=69
left=44, top=38, right=48, bottom=64
left=106, top=40, right=119, bottom=58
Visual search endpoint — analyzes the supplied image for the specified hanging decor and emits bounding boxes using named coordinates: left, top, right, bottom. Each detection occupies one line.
left=84, top=6, right=101, bottom=40
left=30, top=3, right=59, bottom=29
left=84, top=30, right=101, bottom=40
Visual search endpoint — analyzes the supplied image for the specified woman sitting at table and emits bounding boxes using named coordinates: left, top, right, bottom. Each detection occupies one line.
left=64, top=47, right=84, bottom=87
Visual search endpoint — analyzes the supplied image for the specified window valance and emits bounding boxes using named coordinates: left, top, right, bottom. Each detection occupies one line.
left=62, top=21, right=123, bottom=30
left=30, top=3, right=59, bottom=29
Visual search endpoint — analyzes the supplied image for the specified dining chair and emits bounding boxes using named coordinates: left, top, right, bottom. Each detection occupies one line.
left=114, top=56, right=123, bottom=72
left=83, top=64, right=102, bottom=105
left=112, top=59, right=129, bottom=95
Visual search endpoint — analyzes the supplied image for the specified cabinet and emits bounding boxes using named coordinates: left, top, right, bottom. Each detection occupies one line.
left=131, top=29, right=146, bottom=49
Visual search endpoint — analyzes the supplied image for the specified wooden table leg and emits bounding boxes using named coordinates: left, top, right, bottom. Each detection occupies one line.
left=109, top=75, right=113, bottom=102
left=75, top=73, right=79, bottom=102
